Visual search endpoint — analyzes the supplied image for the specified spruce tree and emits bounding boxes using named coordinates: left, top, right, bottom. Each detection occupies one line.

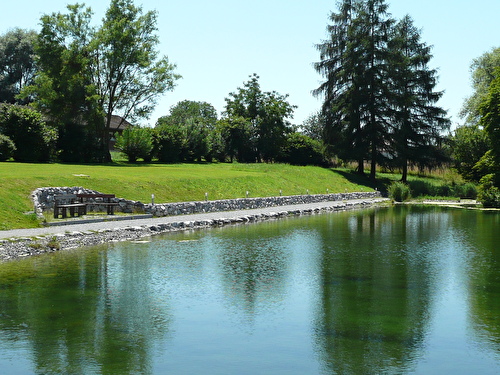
left=314, top=0, right=367, bottom=174
left=356, top=0, right=394, bottom=180
left=388, top=16, right=450, bottom=182
left=315, top=0, right=395, bottom=178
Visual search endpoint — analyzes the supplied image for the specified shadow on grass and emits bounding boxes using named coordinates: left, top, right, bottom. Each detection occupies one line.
left=329, top=169, right=392, bottom=196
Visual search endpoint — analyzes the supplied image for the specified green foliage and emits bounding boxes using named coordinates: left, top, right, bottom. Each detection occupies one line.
left=47, top=237, right=61, bottom=250
left=94, top=0, right=180, bottom=161
left=0, top=104, right=57, bottom=162
left=301, top=112, right=325, bottom=142
left=455, top=183, right=478, bottom=199
left=451, top=125, right=490, bottom=181
left=26, top=1, right=180, bottom=163
left=224, top=74, right=296, bottom=162
left=217, top=116, right=255, bottom=162
left=388, top=15, right=450, bottom=182
left=315, top=1, right=449, bottom=180
left=0, top=133, right=16, bottom=161
left=24, top=4, right=104, bottom=162
left=479, top=68, right=500, bottom=181
left=115, top=127, right=153, bottom=162
left=0, top=28, right=38, bottom=104
left=388, top=181, right=411, bottom=202
left=153, top=120, right=187, bottom=163
left=477, top=174, right=500, bottom=208
left=156, top=101, right=217, bottom=162
left=405, top=179, right=477, bottom=199
left=461, top=47, right=500, bottom=125
left=279, top=132, right=326, bottom=166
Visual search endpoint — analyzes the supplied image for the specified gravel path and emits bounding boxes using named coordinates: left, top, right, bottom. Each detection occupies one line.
left=0, top=198, right=389, bottom=261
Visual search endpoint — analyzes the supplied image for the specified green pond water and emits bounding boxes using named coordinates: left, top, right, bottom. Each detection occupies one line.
left=0, top=205, right=499, bottom=374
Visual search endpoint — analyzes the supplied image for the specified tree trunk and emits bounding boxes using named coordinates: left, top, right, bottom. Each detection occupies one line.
left=401, top=159, right=408, bottom=183
left=357, top=159, right=365, bottom=175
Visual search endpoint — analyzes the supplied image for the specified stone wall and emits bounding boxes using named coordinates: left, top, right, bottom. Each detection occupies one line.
left=32, top=187, right=143, bottom=218
left=144, top=191, right=382, bottom=217
left=32, top=187, right=382, bottom=219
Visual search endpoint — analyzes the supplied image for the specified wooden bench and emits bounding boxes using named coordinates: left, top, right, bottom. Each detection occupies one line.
left=54, top=194, right=87, bottom=219
left=76, top=193, right=119, bottom=215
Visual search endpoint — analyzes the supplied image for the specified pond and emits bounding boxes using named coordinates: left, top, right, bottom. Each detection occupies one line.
left=0, top=206, right=499, bottom=374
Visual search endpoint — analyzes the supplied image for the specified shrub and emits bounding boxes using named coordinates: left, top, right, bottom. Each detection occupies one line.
left=0, top=104, right=57, bottom=162
left=408, top=180, right=435, bottom=197
left=115, top=127, right=153, bottom=162
left=0, top=133, right=16, bottom=161
left=478, top=174, right=500, bottom=208
left=152, top=122, right=188, bottom=163
left=279, top=132, right=326, bottom=166
left=455, top=183, right=478, bottom=199
left=388, top=181, right=411, bottom=202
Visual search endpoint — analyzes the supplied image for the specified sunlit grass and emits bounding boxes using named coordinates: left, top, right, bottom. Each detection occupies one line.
left=0, top=162, right=378, bottom=230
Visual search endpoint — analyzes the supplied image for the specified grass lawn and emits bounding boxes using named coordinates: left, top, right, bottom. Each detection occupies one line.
left=0, top=162, right=382, bottom=230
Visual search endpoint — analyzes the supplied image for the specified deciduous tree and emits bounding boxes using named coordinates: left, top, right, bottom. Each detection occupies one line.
left=225, top=74, right=296, bottom=162
left=92, top=0, right=180, bottom=161
left=0, top=104, right=57, bottom=162
left=461, top=47, right=500, bottom=125
left=451, top=125, right=490, bottom=182
left=0, top=28, right=38, bottom=104
left=479, top=68, right=500, bottom=185
left=26, top=0, right=180, bottom=162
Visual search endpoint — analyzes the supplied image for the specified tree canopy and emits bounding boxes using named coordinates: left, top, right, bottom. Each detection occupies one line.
left=0, top=28, right=38, bottom=104
left=314, top=0, right=449, bottom=181
left=224, top=74, right=296, bottom=162
left=25, top=0, right=180, bottom=162
left=461, top=47, right=500, bottom=125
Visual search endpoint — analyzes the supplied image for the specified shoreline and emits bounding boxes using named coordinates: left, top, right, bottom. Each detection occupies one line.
left=0, top=198, right=389, bottom=262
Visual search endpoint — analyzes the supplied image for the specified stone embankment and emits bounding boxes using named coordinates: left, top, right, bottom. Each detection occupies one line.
left=0, top=189, right=386, bottom=262
left=33, top=186, right=382, bottom=218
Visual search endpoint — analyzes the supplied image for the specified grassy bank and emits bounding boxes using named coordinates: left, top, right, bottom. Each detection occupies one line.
left=0, top=162, right=379, bottom=230
left=0, top=161, right=471, bottom=230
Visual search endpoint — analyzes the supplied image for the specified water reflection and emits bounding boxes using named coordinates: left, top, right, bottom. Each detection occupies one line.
left=314, top=207, right=446, bottom=374
left=218, top=228, right=288, bottom=322
left=463, top=212, right=500, bottom=352
left=0, top=246, right=171, bottom=374
left=0, top=207, right=500, bottom=374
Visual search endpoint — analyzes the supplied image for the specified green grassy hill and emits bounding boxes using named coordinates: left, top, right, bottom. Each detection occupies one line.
left=0, top=161, right=470, bottom=230
left=0, top=162, right=382, bottom=230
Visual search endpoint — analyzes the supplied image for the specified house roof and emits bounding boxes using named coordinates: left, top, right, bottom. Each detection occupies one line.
left=110, top=115, right=133, bottom=131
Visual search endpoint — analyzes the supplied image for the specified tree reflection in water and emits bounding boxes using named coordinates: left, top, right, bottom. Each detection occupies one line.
left=0, top=245, right=171, bottom=374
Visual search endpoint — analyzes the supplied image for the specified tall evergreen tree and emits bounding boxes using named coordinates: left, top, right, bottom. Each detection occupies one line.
left=356, top=0, right=394, bottom=180
left=388, top=16, right=450, bottom=182
left=315, top=0, right=394, bottom=179
left=315, top=1, right=449, bottom=181
left=314, top=0, right=367, bottom=174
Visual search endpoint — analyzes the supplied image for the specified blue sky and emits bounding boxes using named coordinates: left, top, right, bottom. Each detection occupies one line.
left=1, top=0, right=499, bottom=128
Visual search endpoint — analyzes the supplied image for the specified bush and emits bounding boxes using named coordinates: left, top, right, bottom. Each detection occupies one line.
left=115, top=127, right=153, bottom=162
left=279, top=132, right=326, bottom=166
left=388, top=181, right=411, bottom=202
left=0, top=133, right=16, bottom=161
left=454, top=182, right=478, bottom=199
left=0, top=104, right=57, bottom=162
left=478, top=174, right=500, bottom=208
left=153, top=122, right=187, bottom=163
left=407, top=180, right=435, bottom=196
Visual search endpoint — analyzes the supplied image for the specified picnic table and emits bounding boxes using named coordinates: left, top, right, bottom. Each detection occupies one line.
left=53, top=194, right=87, bottom=219
left=76, top=193, right=119, bottom=215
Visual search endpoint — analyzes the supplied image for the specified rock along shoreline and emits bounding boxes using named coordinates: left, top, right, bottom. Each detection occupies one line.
left=0, top=194, right=388, bottom=262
